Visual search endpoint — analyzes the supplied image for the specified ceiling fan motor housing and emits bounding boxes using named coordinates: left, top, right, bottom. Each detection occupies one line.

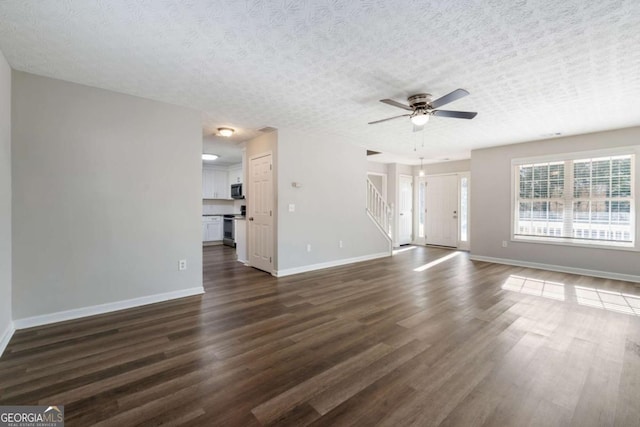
left=408, top=93, right=433, bottom=110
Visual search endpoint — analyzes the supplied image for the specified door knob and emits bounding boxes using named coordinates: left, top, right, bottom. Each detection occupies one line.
left=248, top=217, right=254, bottom=221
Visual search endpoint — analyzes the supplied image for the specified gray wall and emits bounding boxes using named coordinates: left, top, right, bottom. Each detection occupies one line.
left=0, top=50, right=11, bottom=337
left=368, top=174, right=384, bottom=195
left=277, top=129, right=389, bottom=270
left=367, top=161, right=388, bottom=174
left=470, top=127, right=640, bottom=276
left=12, top=72, right=203, bottom=319
left=415, top=159, right=470, bottom=176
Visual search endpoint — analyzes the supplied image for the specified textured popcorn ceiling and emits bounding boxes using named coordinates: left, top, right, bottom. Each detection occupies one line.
left=1, top=0, right=639, bottom=163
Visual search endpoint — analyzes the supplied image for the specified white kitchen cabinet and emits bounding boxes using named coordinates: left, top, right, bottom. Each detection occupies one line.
left=203, top=168, right=229, bottom=199
left=213, top=170, right=228, bottom=199
left=228, top=166, right=243, bottom=185
left=202, top=216, right=223, bottom=242
left=202, top=168, right=214, bottom=199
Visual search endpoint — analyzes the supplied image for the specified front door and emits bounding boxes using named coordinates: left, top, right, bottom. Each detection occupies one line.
left=426, top=174, right=458, bottom=247
left=248, top=153, right=273, bottom=273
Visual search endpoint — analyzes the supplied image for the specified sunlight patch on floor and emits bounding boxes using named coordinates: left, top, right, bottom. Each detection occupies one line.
left=393, top=246, right=417, bottom=255
left=413, top=251, right=462, bottom=272
left=575, top=286, right=640, bottom=316
left=502, top=275, right=566, bottom=301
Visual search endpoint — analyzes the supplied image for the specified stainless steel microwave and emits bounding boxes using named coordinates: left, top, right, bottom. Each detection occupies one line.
left=231, top=183, right=244, bottom=199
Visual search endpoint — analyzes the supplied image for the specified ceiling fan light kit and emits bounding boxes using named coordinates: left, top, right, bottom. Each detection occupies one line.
left=369, top=88, right=477, bottom=127
left=411, top=112, right=430, bottom=126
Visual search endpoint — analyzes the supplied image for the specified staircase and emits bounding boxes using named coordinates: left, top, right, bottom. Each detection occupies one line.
left=366, top=178, right=393, bottom=244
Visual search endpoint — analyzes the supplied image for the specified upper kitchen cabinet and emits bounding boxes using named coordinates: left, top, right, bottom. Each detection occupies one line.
left=228, top=165, right=243, bottom=185
left=202, top=167, right=229, bottom=199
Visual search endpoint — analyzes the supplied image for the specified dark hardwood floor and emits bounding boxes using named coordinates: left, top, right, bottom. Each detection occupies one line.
left=1, top=245, right=640, bottom=426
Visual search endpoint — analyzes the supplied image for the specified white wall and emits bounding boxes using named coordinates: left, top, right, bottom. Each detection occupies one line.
left=276, top=129, right=389, bottom=271
left=12, top=72, right=203, bottom=320
left=0, top=50, right=12, bottom=350
left=470, top=127, right=640, bottom=278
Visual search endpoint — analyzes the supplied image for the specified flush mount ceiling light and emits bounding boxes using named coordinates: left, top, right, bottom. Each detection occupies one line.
left=217, top=127, right=235, bottom=137
left=202, top=154, right=219, bottom=161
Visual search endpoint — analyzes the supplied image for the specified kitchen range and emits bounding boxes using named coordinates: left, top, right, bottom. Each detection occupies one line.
left=223, top=205, right=246, bottom=247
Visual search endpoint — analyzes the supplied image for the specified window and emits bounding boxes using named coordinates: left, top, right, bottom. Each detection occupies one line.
left=513, top=150, right=635, bottom=249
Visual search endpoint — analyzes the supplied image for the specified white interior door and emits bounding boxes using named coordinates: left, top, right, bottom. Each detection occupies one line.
left=398, top=175, right=413, bottom=245
left=248, top=153, right=273, bottom=273
left=426, top=174, right=458, bottom=247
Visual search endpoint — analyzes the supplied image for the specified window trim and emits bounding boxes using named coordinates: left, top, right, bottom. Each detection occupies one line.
left=510, top=146, right=638, bottom=251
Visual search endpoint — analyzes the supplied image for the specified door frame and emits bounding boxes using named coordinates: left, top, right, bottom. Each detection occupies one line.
left=398, top=174, right=413, bottom=245
left=413, top=171, right=471, bottom=250
left=247, top=150, right=275, bottom=275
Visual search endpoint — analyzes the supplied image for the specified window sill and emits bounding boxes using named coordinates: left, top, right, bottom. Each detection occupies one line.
left=512, top=235, right=638, bottom=252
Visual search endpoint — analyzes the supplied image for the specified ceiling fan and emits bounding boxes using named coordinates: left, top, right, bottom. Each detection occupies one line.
left=368, top=88, right=477, bottom=127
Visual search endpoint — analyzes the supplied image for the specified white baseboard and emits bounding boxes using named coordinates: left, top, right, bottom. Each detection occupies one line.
left=469, top=255, right=640, bottom=283
left=0, top=321, right=15, bottom=358
left=275, top=252, right=390, bottom=277
left=13, top=287, right=205, bottom=330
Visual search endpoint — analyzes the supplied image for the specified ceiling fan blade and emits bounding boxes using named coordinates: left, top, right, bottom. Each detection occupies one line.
left=380, top=99, right=413, bottom=111
left=368, top=114, right=410, bottom=125
left=430, top=88, right=469, bottom=109
left=432, top=110, right=477, bottom=119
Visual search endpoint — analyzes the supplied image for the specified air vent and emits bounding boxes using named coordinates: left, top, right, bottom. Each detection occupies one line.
left=258, top=127, right=277, bottom=133
left=367, top=150, right=381, bottom=156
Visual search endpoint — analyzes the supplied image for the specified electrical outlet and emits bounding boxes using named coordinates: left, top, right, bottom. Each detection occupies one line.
left=339, top=240, right=343, bottom=248
left=502, top=241, right=508, bottom=248
left=179, top=259, right=187, bottom=270
left=289, top=204, right=295, bottom=212
left=307, top=244, right=311, bottom=252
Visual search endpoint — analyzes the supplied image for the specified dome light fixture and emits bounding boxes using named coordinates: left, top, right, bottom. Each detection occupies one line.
left=411, top=111, right=430, bottom=126
left=202, top=154, right=219, bottom=161
left=217, top=127, right=235, bottom=137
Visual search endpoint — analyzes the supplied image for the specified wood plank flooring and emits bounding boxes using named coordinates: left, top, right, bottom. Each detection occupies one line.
left=1, top=245, right=640, bottom=426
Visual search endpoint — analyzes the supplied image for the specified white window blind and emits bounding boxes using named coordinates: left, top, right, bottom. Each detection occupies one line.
left=514, top=154, right=634, bottom=246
